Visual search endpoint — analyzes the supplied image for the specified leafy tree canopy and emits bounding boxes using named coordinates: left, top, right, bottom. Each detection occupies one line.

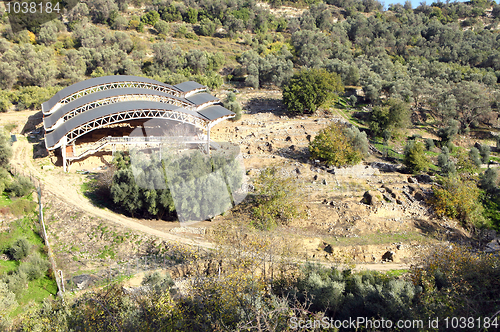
left=403, top=140, right=429, bottom=174
left=309, top=122, right=368, bottom=167
left=282, top=68, right=344, bottom=114
left=369, top=98, right=410, bottom=138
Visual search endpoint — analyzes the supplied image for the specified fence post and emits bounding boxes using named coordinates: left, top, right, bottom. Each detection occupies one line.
left=10, top=165, right=64, bottom=296
left=37, top=184, right=64, bottom=297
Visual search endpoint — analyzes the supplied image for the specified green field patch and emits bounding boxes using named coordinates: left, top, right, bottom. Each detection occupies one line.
left=0, top=259, right=18, bottom=275
left=384, top=269, right=409, bottom=278
left=11, top=276, right=58, bottom=317
left=0, top=192, right=12, bottom=207
left=0, top=215, right=44, bottom=253
left=483, top=194, right=500, bottom=231
left=372, top=142, right=403, bottom=161
left=424, top=150, right=439, bottom=157
left=490, top=156, right=500, bottom=163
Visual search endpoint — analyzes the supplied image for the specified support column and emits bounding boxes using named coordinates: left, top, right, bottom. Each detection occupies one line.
left=61, top=136, right=67, bottom=172
left=206, top=125, right=211, bottom=155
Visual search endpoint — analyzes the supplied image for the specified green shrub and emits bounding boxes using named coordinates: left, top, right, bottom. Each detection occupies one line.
left=197, top=18, right=217, bottom=36
left=284, top=263, right=418, bottom=321
left=0, top=131, right=12, bottom=169
left=0, top=166, right=10, bottom=195
left=224, top=92, right=242, bottom=121
left=369, top=99, right=410, bottom=138
left=252, top=167, right=304, bottom=230
left=128, top=19, right=140, bottom=30
left=17, top=252, right=49, bottom=281
left=309, top=122, right=368, bottom=167
left=0, top=281, right=17, bottom=314
left=15, top=86, right=61, bottom=111
left=410, top=246, right=500, bottom=320
left=425, top=138, right=435, bottom=151
left=349, top=95, right=357, bottom=106
left=480, top=168, right=498, bottom=193
left=174, top=24, right=188, bottom=38
left=437, top=120, right=459, bottom=145
left=4, top=271, right=27, bottom=296
left=192, top=72, right=223, bottom=89
left=403, top=140, right=429, bottom=174
left=469, top=147, right=482, bottom=167
left=479, top=144, right=490, bottom=164
left=154, top=20, right=169, bottom=35
left=437, top=146, right=456, bottom=176
left=142, top=271, right=174, bottom=294
left=8, top=238, right=31, bottom=261
left=0, top=96, right=12, bottom=113
left=9, top=199, right=37, bottom=217
left=7, top=176, right=33, bottom=197
left=141, top=10, right=160, bottom=26
left=344, top=125, right=369, bottom=158
left=430, top=176, right=486, bottom=228
left=282, top=68, right=344, bottom=114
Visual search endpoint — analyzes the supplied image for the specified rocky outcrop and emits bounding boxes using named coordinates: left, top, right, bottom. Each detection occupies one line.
left=362, top=191, right=380, bottom=206
left=415, top=174, right=433, bottom=184
left=382, top=251, right=395, bottom=262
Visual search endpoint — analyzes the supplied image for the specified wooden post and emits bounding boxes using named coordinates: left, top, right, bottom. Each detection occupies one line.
left=206, top=126, right=210, bottom=154
left=61, top=136, right=67, bottom=172
left=37, top=186, right=64, bottom=296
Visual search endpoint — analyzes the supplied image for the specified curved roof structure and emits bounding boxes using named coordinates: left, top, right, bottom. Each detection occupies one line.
left=198, top=105, right=235, bottom=121
left=45, top=101, right=210, bottom=150
left=185, top=93, right=220, bottom=109
left=43, top=76, right=235, bottom=173
left=42, top=76, right=208, bottom=115
left=43, top=88, right=196, bottom=131
left=173, top=81, right=207, bottom=97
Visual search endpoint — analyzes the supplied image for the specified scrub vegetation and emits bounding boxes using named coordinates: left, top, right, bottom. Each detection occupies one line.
left=1, top=0, right=500, bottom=329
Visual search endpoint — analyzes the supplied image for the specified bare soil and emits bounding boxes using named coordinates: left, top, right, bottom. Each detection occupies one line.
left=0, top=91, right=472, bottom=281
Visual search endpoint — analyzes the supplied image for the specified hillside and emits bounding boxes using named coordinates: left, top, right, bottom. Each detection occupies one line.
left=0, top=0, right=500, bottom=330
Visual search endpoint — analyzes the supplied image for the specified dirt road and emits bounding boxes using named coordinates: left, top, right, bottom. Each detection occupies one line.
left=6, top=110, right=409, bottom=273
left=10, top=131, right=215, bottom=250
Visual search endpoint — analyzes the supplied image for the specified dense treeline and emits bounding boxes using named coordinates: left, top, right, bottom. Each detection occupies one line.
left=0, top=0, right=499, bottom=130
left=8, top=244, right=500, bottom=331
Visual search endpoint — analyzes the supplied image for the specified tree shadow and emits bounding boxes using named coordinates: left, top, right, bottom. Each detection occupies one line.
left=17, top=111, right=48, bottom=159
left=243, top=97, right=287, bottom=116
left=21, top=111, right=43, bottom=135
left=272, top=145, right=311, bottom=163
left=50, top=150, right=113, bottom=168
left=413, top=218, right=469, bottom=244
left=33, top=140, right=48, bottom=159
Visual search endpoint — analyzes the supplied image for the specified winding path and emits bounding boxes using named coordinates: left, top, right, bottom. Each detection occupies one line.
left=8, top=110, right=409, bottom=272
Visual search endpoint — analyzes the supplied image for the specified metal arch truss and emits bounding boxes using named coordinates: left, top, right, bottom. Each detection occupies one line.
left=57, top=109, right=235, bottom=172
left=57, top=81, right=182, bottom=108
left=62, top=109, right=209, bottom=148
left=47, top=94, right=195, bottom=131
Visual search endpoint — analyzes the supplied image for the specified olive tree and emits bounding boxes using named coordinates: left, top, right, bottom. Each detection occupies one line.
left=282, top=68, right=344, bottom=114
left=152, top=42, right=183, bottom=73
left=309, top=122, right=368, bottom=167
left=0, top=61, right=18, bottom=90
left=0, top=130, right=12, bottom=169
left=403, top=140, right=429, bottom=173
left=88, top=0, right=118, bottom=24
left=369, top=99, right=410, bottom=138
